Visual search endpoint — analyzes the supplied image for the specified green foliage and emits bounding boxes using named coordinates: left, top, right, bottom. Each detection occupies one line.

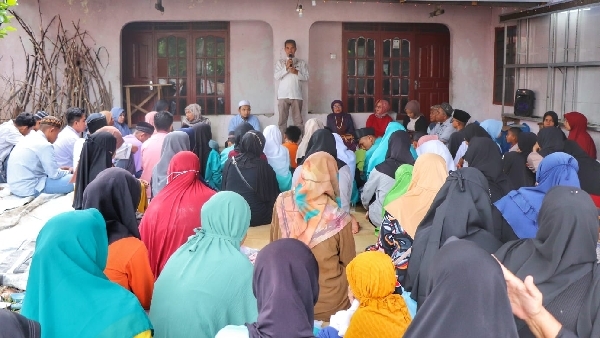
left=0, top=0, right=18, bottom=39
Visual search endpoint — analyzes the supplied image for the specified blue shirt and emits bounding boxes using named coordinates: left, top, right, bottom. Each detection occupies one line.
left=7, top=131, right=69, bottom=197
left=228, top=115, right=261, bottom=133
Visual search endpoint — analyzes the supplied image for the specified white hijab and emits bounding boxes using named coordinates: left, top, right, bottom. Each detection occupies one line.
left=333, top=133, right=356, bottom=181
left=296, top=118, right=324, bottom=161
left=263, top=125, right=291, bottom=177
left=416, top=139, right=456, bottom=172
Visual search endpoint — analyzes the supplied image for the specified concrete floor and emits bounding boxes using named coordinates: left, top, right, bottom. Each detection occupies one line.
left=243, top=206, right=376, bottom=253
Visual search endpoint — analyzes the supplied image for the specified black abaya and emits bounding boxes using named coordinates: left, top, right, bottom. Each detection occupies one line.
left=464, top=136, right=513, bottom=202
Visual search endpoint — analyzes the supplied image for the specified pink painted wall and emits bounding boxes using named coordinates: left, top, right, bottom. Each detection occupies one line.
left=0, top=0, right=519, bottom=142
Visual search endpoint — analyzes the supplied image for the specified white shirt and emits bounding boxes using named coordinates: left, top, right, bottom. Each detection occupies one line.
left=0, top=120, right=25, bottom=171
left=274, top=58, right=309, bottom=100
left=53, top=126, right=81, bottom=167
left=7, top=131, right=69, bottom=197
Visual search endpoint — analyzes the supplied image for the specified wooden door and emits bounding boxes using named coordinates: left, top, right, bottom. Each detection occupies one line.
left=414, top=33, right=450, bottom=122
left=156, top=33, right=190, bottom=118
left=122, top=31, right=154, bottom=123
left=381, top=33, right=415, bottom=115
left=192, top=33, right=228, bottom=116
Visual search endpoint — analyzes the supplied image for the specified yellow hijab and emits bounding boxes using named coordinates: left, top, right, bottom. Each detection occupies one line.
left=385, top=153, right=448, bottom=239
left=345, top=251, right=411, bottom=338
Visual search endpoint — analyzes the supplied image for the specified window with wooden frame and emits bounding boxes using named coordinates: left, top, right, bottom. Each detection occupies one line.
left=493, top=26, right=517, bottom=105
left=123, top=22, right=229, bottom=120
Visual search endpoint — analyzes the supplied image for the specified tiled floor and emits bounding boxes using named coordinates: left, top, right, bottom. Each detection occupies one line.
left=243, top=206, right=376, bottom=253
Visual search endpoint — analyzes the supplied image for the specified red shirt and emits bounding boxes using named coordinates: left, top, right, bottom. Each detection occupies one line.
left=366, top=114, right=393, bottom=138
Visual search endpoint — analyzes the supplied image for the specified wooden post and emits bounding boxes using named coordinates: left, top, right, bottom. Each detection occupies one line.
left=126, top=86, right=132, bottom=127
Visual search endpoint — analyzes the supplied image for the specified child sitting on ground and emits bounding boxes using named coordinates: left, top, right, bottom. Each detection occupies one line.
left=506, top=127, right=521, bottom=152
left=283, top=126, right=301, bottom=172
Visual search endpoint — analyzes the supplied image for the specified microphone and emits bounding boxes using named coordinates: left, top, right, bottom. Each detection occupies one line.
left=288, top=53, right=293, bottom=60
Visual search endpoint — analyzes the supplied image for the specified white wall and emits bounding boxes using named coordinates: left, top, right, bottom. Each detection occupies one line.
left=0, top=0, right=537, bottom=142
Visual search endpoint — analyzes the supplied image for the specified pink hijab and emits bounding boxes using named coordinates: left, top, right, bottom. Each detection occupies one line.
left=417, top=135, right=439, bottom=147
left=375, top=99, right=391, bottom=118
left=145, top=111, right=157, bottom=133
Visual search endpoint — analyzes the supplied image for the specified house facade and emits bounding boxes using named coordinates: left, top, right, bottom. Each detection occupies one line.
left=1, top=0, right=599, bottom=147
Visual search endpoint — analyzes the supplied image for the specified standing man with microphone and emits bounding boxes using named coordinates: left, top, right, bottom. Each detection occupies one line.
left=274, top=39, right=309, bottom=136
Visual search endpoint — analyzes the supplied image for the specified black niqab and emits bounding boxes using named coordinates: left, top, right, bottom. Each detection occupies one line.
left=375, top=130, right=415, bottom=178
left=538, top=128, right=600, bottom=195
left=299, top=129, right=346, bottom=170
left=191, top=123, right=212, bottom=177
left=233, top=122, right=255, bottom=152
left=404, top=239, right=518, bottom=338
left=0, top=310, right=41, bottom=338
left=464, top=136, right=513, bottom=202
left=518, top=132, right=538, bottom=158
left=73, top=132, right=117, bottom=210
left=246, top=239, right=319, bottom=338
left=502, top=132, right=537, bottom=189
left=405, top=168, right=503, bottom=307
left=462, top=123, right=491, bottom=143
left=495, top=186, right=600, bottom=336
left=82, top=167, right=141, bottom=245
left=223, top=130, right=280, bottom=203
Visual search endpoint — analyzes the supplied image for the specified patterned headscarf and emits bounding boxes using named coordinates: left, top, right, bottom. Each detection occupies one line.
left=183, top=103, right=210, bottom=127
left=344, top=251, right=412, bottom=338
left=276, top=151, right=351, bottom=248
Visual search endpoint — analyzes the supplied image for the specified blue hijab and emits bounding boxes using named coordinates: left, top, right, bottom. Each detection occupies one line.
left=365, top=122, right=418, bottom=179
left=111, top=107, right=132, bottom=136
left=21, top=209, right=152, bottom=338
left=494, top=152, right=580, bottom=239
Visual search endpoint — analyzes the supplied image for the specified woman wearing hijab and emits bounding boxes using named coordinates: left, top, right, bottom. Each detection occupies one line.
left=140, top=151, right=216, bottom=278
left=405, top=168, right=504, bottom=307
left=181, top=103, right=211, bottom=128
left=150, top=192, right=256, bottom=338
left=21, top=209, right=152, bottom=337
left=416, top=134, right=438, bottom=147
left=464, top=136, right=513, bottom=202
left=296, top=118, right=325, bottom=162
left=326, top=100, right=356, bottom=150
left=543, top=110, right=560, bottom=128
left=271, top=152, right=356, bottom=321
left=216, top=238, right=320, bottom=338
left=72, top=132, right=117, bottom=209
left=495, top=152, right=580, bottom=239
left=366, top=99, right=393, bottom=138
left=362, top=130, right=415, bottom=227
left=263, top=125, right=292, bottom=192
left=404, top=239, right=518, bottom=337
left=365, top=121, right=417, bottom=179
left=205, top=140, right=222, bottom=190
left=368, top=154, right=447, bottom=287
left=402, top=100, right=428, bottom=134
left=111, top=107, right=132, bottom=136
left=453, top=123, right=491, bottom=167
left=382, top=164, right=413, bottom=209
left=502, top=132, right=537, bottom=189
left=334, top=133, right=356, bottom=179
left=480, top=119, right=503, bottom=142
left=151, top=131, right=190, bottom=197
left=331, top=251, right=411, bottom=338
left=189, top=123, right=213, bottom=177
left=564, top=111, right=596, bottom=158
left=0, top=310, right=41, bottom=338
left=530, top=127, right=600, bottom=203
left=416, top=139, right=456, bottom=172
left=222, top=130, right=280, bottom=226
left=495, top=186, right=600, bottom=337
left=82, top=167, right=154, bottom=309
left=293, top=129, right=353, bottom=216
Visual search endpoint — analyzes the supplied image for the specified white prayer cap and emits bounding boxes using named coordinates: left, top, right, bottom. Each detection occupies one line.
left=238, top=100, right=251, bottom=108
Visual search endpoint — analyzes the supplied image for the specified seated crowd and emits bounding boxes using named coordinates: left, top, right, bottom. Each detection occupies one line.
left=2, top=98, right=600, bottom=338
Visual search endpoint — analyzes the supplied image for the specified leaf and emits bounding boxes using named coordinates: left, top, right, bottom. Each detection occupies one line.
left=6, top=0, right=18, bottom=6
left=5, top=25, right=16, bottom=32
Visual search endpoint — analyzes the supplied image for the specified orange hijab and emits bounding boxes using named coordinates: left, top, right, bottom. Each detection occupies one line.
left=385, top=153, right=448, bottom=238
left=275, top=151, right=351, bottom=248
